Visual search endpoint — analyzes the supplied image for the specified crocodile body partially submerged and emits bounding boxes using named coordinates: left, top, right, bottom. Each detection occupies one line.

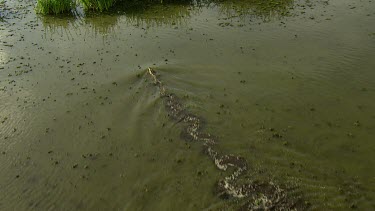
left=147, top=68, right=308, bottom=210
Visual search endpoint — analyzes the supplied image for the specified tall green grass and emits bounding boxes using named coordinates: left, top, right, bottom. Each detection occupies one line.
left=36, top=0, right=185, bottom=15
left=36, top=0, right=76, bottom=14
left=36, top=0, right=117, bottom=14
left=80, top=0, right=116, bottom=12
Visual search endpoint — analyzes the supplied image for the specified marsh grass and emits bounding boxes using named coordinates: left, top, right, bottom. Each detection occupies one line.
left=36, top=0, right=293, bottom=16
left=80, top=0, right=116, bottom=12
left=36, top=0, right=193, bottom=14
left=36, top=0, right=76, bottom=14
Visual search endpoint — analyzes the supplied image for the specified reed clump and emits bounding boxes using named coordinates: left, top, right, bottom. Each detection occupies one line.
left=80, top=0, right=117, bottom=12
left=36, top=0, right=121, bottom=14
left=36, top=0, right=293, bottom=15
left=36, top=0, right=76, bottom=15
left=36, top=0, right=190, bottom=14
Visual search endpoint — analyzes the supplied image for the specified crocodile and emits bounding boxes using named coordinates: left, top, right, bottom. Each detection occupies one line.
left=147, top=67, right=308, bottom=210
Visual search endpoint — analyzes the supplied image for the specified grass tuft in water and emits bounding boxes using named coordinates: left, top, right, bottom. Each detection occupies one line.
left=80, top=0, right=116, bottom=12
left=36, top=0, right=76, bottom=15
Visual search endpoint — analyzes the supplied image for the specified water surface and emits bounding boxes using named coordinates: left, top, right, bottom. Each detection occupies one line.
left=0, top=0, right=375, bottom=210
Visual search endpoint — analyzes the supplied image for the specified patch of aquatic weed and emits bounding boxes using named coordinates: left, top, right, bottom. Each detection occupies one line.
left=36, top=0, right=76, bottom=15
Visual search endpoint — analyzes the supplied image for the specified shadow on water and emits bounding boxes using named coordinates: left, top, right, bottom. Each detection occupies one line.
left=39, top=0, right=295, bottom=36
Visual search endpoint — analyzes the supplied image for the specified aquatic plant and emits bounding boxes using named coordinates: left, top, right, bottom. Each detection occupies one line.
left=36, top=0, right=76, bottom=15
left=80, top=0, right=116, bottom=12
left=36, top=0, right=196, bottom=14
left=35, top=0, right=294, bottom=16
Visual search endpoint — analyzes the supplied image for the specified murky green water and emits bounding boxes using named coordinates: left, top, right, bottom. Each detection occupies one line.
left=1, top=0, right=375, bottom=210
